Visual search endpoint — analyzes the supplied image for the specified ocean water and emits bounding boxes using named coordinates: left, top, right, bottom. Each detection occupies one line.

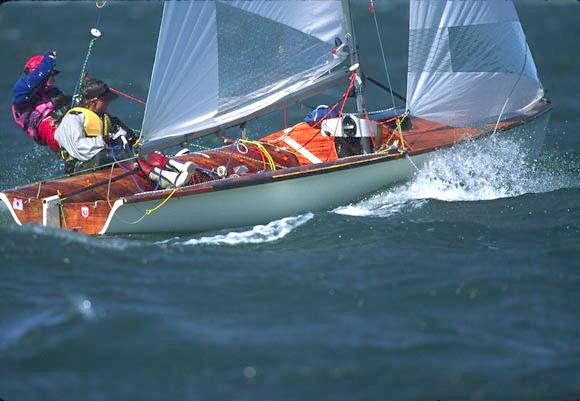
left=1, top=2, right=580, bottom=400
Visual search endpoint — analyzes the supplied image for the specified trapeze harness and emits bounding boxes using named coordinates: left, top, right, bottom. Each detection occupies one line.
left=59, top=107, right=112, bottom=170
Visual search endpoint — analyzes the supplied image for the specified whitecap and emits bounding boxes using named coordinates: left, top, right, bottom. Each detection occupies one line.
left=162, top=213, right=314, bottom=246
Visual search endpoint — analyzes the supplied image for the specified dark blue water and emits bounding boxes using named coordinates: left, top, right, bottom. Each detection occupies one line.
left=1, top=2, right=580, bottom=400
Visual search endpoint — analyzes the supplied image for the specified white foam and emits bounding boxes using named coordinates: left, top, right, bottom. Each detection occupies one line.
left=164, top=213, right=314, bottom=246
left=335, top=135, right=574, bottom=218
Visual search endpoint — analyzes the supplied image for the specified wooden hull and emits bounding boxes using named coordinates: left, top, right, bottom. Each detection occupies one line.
left=0, top=101, right=551, bottom=235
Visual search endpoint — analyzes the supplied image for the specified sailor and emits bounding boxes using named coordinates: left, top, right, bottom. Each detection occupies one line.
left=11, top=51, right=71, bottom=151
left=54, top=78, right=194, bottom=188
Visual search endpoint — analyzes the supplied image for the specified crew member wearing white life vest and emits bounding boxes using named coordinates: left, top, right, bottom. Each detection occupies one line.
left=55, top=79, right=194, bottom=188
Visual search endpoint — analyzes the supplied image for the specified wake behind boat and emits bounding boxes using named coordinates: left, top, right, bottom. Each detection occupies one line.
left=1, top=0, right=551, bottom=235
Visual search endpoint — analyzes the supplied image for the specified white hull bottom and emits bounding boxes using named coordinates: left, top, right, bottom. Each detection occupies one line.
left=102, top=113, right=550, bottom=234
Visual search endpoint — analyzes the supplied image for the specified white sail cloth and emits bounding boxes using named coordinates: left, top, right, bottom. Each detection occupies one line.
left=141, top=1, right=348, bottom=152
left=406, top=0, right=544, bottom=127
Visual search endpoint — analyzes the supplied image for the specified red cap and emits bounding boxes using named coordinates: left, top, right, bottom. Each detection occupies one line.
left=24, top=55, right=43, bottom=73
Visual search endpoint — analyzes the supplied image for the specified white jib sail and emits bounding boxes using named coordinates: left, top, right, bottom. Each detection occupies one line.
left=406, top=0, right=544, bottom=127
left=141, top=1, right=348, bottom=152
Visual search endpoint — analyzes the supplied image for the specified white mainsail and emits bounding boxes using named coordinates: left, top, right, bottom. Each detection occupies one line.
left=406, top=0, right=544, bottom=127
left=141, top=1, right=349, bottom=152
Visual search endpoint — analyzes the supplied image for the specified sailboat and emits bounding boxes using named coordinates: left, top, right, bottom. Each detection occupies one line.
left=1, top=0, right=551, bottom=235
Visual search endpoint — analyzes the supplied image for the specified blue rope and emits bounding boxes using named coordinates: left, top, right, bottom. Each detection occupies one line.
left=109, top=146, right=147, bottom=193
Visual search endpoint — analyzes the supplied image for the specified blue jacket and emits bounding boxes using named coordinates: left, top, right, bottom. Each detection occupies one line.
left=11, top=53, right=57, bottom=106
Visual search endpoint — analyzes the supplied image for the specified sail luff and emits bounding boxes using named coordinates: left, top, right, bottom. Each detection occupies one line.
left=140, top=2, right=169, bottom=139
left=142, top=2, right=219, bottom=145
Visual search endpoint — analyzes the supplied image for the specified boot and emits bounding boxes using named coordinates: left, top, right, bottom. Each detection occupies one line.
left=166, top=159, right=195, bottom=175
left=149, top=166, right=193, bottom=189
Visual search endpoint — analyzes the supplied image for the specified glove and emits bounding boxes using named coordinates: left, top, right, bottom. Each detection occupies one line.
left=111, top=126, right=127, bottom=140
left=109, top=116, right=138, bottom=148
left=110, top=127, right=129, bottom=149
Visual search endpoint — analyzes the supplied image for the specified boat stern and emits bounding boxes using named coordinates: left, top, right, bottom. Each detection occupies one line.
left=0, top=191, right=44, bottom=227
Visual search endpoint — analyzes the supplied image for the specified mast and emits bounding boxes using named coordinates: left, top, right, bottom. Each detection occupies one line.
left=342, top=0, right=373, bottom=154
left=342, top=0, right=368, bottom=116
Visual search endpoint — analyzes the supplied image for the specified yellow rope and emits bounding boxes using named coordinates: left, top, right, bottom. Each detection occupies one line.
left=247, top=140, right=277, bottom=170
left=239, top=139, right=277, bottom=171
left=133, top=134, right=142, bottom=147
left=258, top=144, right=277, bottom=171
left=381, top=127, right=397, bottom=150
left=145, top=188, right=178, bottom=215
left=187, top=140, right=288, bottom=170
left=395, top=118, right=407, bottom=151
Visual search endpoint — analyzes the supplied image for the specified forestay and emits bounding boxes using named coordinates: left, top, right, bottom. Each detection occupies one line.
left=406, top=0, right=544, bottom=127
left=141, top=1, right=348, bottom=152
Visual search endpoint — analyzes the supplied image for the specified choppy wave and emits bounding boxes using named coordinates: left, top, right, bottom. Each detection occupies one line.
left=1, top=223, right=143, bottom=251
left=159, top=213, right=314, bottom=246
left=336, top=136, right=579, bottom=218
left=0, top=296, right=96, bottom=352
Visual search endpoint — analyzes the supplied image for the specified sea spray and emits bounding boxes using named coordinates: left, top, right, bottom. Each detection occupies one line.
left=2, top=146, right=61, bottom=188
left=335, top=135, right=577, bottom=218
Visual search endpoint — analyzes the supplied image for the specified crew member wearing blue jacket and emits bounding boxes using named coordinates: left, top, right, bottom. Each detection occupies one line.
left=11, top=51, right=70, bottom=151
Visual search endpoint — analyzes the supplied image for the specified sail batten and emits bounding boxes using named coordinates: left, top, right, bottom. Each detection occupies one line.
left=406, top=0, right=544, bottom=127
left=141, top=1, right=348, bottom=152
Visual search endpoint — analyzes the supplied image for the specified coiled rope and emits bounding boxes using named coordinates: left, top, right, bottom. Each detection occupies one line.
left=239, top=140, right=277, bottom=171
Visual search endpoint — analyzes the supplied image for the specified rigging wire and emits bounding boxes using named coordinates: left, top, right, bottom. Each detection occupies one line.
left=492, top=41, right=529, bottom=135
left=95, top=1, right=107, bottom=24
left=368, top=0, right=411, bottom=155
left=369, top=0, right=397, bottom=110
